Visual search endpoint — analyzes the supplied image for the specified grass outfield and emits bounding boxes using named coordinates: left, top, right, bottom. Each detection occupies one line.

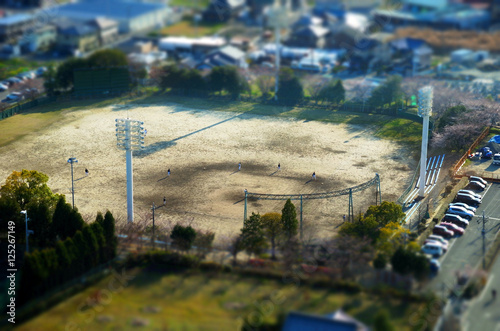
left=160, top=19, right=224, bottom=37
left=16, top=268, right=426, bottom=330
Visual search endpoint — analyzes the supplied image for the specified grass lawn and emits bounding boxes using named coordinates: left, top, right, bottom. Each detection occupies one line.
left=170, top=0, right=210, bottom=8
left=16, top=268, right=425, bottom=330
left=160, top=19, right=224, bottom=37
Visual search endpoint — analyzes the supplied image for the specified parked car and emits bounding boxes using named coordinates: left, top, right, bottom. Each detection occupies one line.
left=36, top=67, right=47, bottom=76
left=433, top=226, right=454, bottom=239
left=447, top=206, right=474, bottom=219
left=449, top=202, right=476, bottom=213
left=2, top=92, right=23, bottom=103
left=470, top=176, right=487, bottom=186
left=467, top=180, right=486, bottom=191
left=443, top=214, right=469, bottom=228
left=458, top=190, right=482, bottom=199
left=428, top=234, right=450, bottom=244
left=479, top=147, right=493, bottom=159
left=6, top=77, right=22, bottom=85
left=440, top=222, right=464, bottom=236
left=429, top=259, right=440, bottom=273
left=0, top=83, right=8, bottom=91
left=424, top=239, right=448, bottom=252
left=422, top=243, right=444, bottom=257
left=455, top=193, right=481, bottom=205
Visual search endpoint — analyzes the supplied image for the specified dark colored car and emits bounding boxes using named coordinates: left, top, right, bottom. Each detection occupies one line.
left=433, top=225, right=454, bottom=239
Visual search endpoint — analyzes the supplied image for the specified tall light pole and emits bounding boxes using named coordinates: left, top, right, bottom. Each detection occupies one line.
left=418, top=86, right=433, bottom=198
left=67, top=157, right=78, bottom=209
left=20, top=210, right=33, bottom=253
left=268, top=1, right=288, bottom=101
left=116, top=118, right=145, bottom=223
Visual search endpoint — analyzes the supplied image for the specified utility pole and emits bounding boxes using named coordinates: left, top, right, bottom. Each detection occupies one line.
left=20, top=210, right=33, bottom=253
left=481, top=211, right=487, bottom=269
left=418, top=86, right=433, bottom=198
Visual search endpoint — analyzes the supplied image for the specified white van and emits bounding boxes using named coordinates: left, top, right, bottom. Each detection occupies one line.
left=470, top=176, right=487, bottom=185
left=421, top=243, right=443, bottom=257
left=493, top=154, right=500, bottom=165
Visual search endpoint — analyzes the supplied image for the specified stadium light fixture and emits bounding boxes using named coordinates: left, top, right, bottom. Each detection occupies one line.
left=418, top=86, right=433, bottom=198
left=67, top=157, right=78, bottom=209
left=116, top=118, right=145, bottom=223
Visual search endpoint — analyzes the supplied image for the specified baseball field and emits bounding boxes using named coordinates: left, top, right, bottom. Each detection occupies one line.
left=0, top=97, right=419, bottom=239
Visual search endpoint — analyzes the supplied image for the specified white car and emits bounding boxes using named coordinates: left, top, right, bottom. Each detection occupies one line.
left=443, top=213, right=470, bottom=228
left=458, top=190, right=482, bottom=200
left=449, top=202, right=476, bottom=213
left=424, top=239, right=448, bottom=252
left=447, top=206, right=474, bottom=219
left=422, top=243, right=444, bottom=257
left=0, top=83, right=8, bottom=91
left=470, top=176, right=487, bottom=186
left=468, top=180, right=486, bottom=191
left=428, top=234, right=449, bottom=244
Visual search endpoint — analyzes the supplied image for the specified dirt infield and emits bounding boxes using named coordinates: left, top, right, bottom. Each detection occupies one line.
left=0, top=103, right=416, bottom=239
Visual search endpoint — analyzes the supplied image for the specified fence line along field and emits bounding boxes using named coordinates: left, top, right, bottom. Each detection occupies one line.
left=0, top=102, right=416, bottom=239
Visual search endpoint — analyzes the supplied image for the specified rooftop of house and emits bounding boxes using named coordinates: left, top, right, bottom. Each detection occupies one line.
left=0, top=13, right=32, bottom=26
left=55, top=0, right=168, bottom=20
left=89, top=17, right=118, bottom=30
left=212, top=45, right=245, bottom=60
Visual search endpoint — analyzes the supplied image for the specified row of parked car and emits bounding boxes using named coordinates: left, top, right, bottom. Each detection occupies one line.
left=421, top=176, right=487, bottom=272
left=0, top=67, right=46, bottom=103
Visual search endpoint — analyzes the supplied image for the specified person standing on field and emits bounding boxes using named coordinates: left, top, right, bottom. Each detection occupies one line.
left=278, top=163, right=280, bottom=170
left=85, top=169, right=89, bottom=177
left=167, top=168, right=170, bottom=176
left=312, top=172, right=316, bottom=180
left=163, top=196, right=166, bottom=206
left=238, top=162, right=241, bottom=171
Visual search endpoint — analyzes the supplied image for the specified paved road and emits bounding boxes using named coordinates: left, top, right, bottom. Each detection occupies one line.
left=463, top=251, right=500, bottom=331
left=426, top=182, right=500, bottom=295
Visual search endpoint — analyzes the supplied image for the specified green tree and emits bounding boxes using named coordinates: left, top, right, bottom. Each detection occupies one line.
left=72, top=230, right=88, bottom=270
left=373, top=253, right=387, bottom=269
left=391, top=247, right=429, bottom=280
left=55, top=241, right=72, bottom=281
left=365, top=201, right=405, bottom=228
left=43, top=65, right=57, bottom=96
left=90, top=222, right=106, bottom=264
left=373, top=309, right=395, bottom=331
left=86, top=49, right=128, bottom=68
left=52, top=196, right=84, bottom=241
left=181, top=69, right=207, bottom=94
left=19, top=251, right=45, bottom=302
left=276, top=68, right=303, bottom=105
left=193, top=230, right=215, bottom=259
left=28, top=201, right=54, bottom=248
left=338, top=214, right=380, bottom=242
left=55, top=57, right=88, bottom=90
left=368, top=75, right=403, bottom=108
left=0, top=169, right=58, bottom=210
left=281, top=199, right=298, bottom=241
left=41, top=248, right=59, bottom=288
left=207, top=66, right=248, bottom=98
left=261, top=212, right=282, bottom=260
left=82, top=226, right=99, bottom=267
left=240, top=213, right=267, bottom=257
left=319, top=79, right=345, bottom=104
left=100, top=211, right=117, bottom=260
left=170, top=224, right=197, bottom=252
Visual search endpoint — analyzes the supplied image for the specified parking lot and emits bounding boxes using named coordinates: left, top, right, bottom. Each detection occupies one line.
left=426, top=182, right=500, bottom=294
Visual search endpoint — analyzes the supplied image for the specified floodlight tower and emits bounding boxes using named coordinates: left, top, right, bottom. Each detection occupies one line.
left=115, top=118, right=145, bottom=223
left=418, top=86, right=433, bottom=198
left=268, top=0, right=288, bottom=101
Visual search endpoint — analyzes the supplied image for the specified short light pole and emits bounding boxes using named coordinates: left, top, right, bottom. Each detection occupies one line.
left=20, top=210, right=33, bottom=253
left=479, top=211, right=487, bottom=270
left=67, top=157, right=78, bottom=209
left=151, top=201, right=164, bottom=250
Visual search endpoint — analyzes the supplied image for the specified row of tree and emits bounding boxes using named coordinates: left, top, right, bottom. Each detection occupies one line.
left=19, top=211, right=117, bottom=303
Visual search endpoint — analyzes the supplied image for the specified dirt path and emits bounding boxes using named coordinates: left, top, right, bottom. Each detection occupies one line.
left=0, top=102, right=416, bottom=239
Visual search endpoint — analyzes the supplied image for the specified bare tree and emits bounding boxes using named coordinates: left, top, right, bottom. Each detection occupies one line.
left=304, top=75, right=328, bottom=104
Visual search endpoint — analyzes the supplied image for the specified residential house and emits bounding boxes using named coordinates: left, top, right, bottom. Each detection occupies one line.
left=291, top=14, right=323, bottom=31
left=56, top=20, right=99, bottom=55
left=22, top=24, right=56, bottom=52
left=413, top=44, right=433, bottom=69
left=196, top=45, right=248, bottom=69
left=0, top=14, right=33, bottom=43
left=88, top=17, right=119, bottom=47
left=202, top=0, right=245, bottom=22
left=283, top=310, right=369, bottom=331
left=55, top=0, right=171, bottom=33
left=287, top=25, right=330, bottom=48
